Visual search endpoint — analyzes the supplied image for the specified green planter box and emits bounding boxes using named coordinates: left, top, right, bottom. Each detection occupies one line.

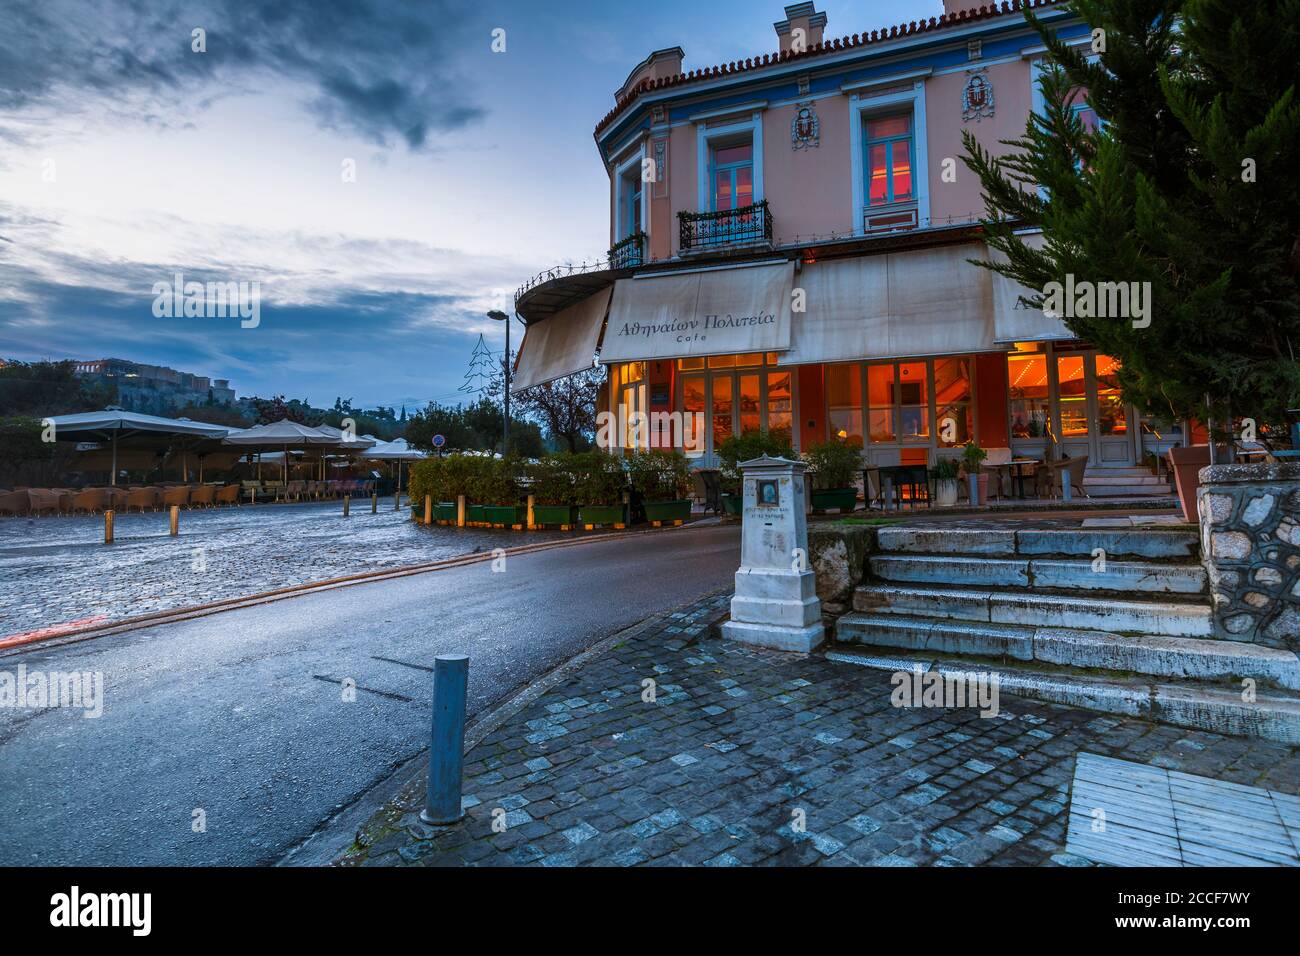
left=644, top=500, right=691, bottom=522
left=578, top=504, right=626, bottom=526
left=467, top=504, right=487, bottom=524
left=436, top=502, right=456, bottom=522
left=812, top=488, right=858, bottom=513
left=482, top=505, right=524, bottom=526
left=721, top=494, right=742, bottom=516
left=532, top=504, right=577, bottom=527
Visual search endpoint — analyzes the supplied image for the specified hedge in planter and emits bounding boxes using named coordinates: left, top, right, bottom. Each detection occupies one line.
left=526, top=455, right=578, bottom=528
left=804, top=439, right=862, bottom=513
left=717, top=430, right=795, bottom=514
left=474, top=456, right=526, bottom=528
left=628, top=449, right=692, bottom=523
left=572, top=451, right=628, bottom=527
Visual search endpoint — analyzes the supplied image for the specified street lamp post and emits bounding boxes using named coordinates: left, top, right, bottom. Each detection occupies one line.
left=487, top=309, right=511, bottom=454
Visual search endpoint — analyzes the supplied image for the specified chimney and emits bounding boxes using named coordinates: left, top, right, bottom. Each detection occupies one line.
left=942, top=1, right=983, bottom=15
left=774, top=3, right=828, bottom=54
left=616, top=47, right=685, bottom=100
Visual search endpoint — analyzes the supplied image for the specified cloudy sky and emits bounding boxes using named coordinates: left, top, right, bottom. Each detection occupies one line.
left=0, top=0, right=929, bottom=410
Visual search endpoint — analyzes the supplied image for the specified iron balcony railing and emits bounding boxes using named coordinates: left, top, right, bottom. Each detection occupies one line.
left=609, top=232, right=647, bottom=270
left=678, top=200, right=773, bottom=253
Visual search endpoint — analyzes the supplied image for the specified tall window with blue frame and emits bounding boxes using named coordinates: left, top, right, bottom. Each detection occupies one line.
left=864, top=114, right=914, bottom=206
left=621, top=168, right=642, bottom=239
left=709, top=140, right=754, bottom=211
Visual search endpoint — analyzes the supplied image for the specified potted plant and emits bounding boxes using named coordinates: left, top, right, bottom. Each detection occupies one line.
left=527, top=455, right=578, bottom=529
left=717, top=430, right=796, bottom=515
left=961, top=441, right=989, bottom=505
left=931, top=457, right=962, bottom=507
left=574, top=452, right=628, bottom=528
left=803, top=439, right=862, bottom=513
left=629, top=449, right=691, bottom=524
left=479, top=457, right=526, bottom=529
left=1168, top=444, right=1218, bottom=523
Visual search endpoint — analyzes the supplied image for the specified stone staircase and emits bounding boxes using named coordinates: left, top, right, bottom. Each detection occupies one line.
left=1082, top=465, right=1172, bottom=498
left=831, top=525, right=1300, bottom=742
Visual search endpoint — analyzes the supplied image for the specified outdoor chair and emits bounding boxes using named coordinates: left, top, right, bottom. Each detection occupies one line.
left=0, top=489, right=30, bottom=515
left=126, top=487, right=160, bottom=512
left=69, top=488, right=110, bottom=514
left=1039, top=455, right=1089, bottom=499
left=215, top=484, right=241, bottom=507
left=284, top=480, right=305, bottom=501
left=162, top=486, right=191, bottom=509
left=980, top=448, right=1014, bottom=499
left=104, top=487, right=130, bottom=511
left=190, top=485, right=217, bottom=508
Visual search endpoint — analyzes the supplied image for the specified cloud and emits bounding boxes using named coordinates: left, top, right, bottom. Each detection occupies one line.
left=0, top=0, right=487, bottom=149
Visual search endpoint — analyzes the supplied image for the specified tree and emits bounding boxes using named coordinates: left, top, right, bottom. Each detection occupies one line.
left=513, top=367, right=603, bottom=452
left=962, top=0, right=1300, bottom=435
left=0, top=359, right=117, bottom=416
left=247, top=395, right=321, bottom=426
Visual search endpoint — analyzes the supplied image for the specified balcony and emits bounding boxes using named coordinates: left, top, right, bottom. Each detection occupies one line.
left=678, top=200, right=773, bottom=254
left=609, top=232, right=647, bottom=270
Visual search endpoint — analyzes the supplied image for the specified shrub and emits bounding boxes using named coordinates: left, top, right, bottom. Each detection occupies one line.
left=627, top=450, right=691, bottom=502
left=960, top=442, right=987, bottom=476
left=569, top=451, right=627, bottom=506
left=525, top=455, right=575, bottom=506
left=803, top=439, right=863, bottom=490
left=408, top=456, right=449, bottom=505
left=717, top=430, right=796, bottom=494
left=473, top=456, right=524, bottom=504
left=931, top=457, right=961, bottom=482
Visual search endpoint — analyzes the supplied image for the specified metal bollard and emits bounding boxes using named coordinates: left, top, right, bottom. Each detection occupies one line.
left=424, top=495, right=432, bottom=526
left=526, top=494, right=535, bottom=531
left=394, top=491, right=401, bottom=512
left=968, top=473, right=980, bottom=508
left=343, top=496, right=350, bottom=517
left=456, top=494, right=466, bottom=528
left=371, top=493, right=377, bottom=514
left=1062, top=468, right=1073, bottom=502
left=104, top=510, right=114, bottom=545
left=169, top=505, right=179, bottom=537
left=421, top=655, right=469, bottom=826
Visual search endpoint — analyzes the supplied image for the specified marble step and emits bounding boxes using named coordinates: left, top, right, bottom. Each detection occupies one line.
left=824, top=647, right=1300, bottom=744
left=834, top=612, right=1300, bottom=689
left=874, top=526, right=1200, bottom=560
left=853, top=584, right=1213, bottom=637
left=1081, top=483, right=1174, bottom=498
left=869, top=554, right=1207, bottom=595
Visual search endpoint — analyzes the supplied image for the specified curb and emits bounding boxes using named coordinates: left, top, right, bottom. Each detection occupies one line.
left=277, top=587, right=732, bottom=867
left=0, top=519, right=726, bottom=658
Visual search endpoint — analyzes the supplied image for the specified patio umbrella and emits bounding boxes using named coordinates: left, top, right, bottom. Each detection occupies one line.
left=222, top=421, right=341, bottom=489
left=44, top=408, right=230, bottom=485
left=363, top=439, right=427, bottom=493
left=311, top=424, right=378, bottom=480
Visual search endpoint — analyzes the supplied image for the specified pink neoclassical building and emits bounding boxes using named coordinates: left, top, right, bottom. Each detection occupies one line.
left=512, top=0, right=1187, bottom=495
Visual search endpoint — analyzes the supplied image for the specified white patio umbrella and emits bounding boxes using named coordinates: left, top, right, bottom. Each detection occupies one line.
left=45, top=408, right=230, bottom=485
left=222, top=421, right=341, bottom=490
left=363, top=439, right=427, bottom=492
left=311, top=424, right=378, bottom=480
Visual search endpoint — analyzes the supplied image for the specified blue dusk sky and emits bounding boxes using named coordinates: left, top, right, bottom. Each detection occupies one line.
left=0, top=0, right=933, bottom=411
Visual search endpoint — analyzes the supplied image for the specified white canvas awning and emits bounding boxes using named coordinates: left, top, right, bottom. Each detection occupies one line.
left=989, top=232, right=1074, bottom=344
left=601, top=260, right=795, bottom=364
left=780, top=243, right=999, bottom=366
left=512, top=286, right=612, bottom=393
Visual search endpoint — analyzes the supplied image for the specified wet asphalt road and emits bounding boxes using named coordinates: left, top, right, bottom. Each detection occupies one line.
left=0, top=523, right=739, bottom=866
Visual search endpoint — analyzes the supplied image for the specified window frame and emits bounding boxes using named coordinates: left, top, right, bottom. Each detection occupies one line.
left=847, top=80, right=930, bottom=236
left=863, top=113, right=915, bottom=207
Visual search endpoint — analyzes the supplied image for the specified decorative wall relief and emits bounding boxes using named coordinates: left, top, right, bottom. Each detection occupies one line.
left=792, top=102, right=820, bottom=150
left=962, top=67, right=995, bottom=122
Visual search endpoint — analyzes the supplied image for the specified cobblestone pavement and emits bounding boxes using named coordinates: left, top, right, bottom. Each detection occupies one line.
left=0, top=501, right=574, bottom=637
left=340, top=592, right=1300, bottom=867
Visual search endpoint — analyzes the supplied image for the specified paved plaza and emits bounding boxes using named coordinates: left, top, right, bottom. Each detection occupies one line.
left=340, top=592, right=1300, bottom=868
left=0, top=500, right=572, bottom=638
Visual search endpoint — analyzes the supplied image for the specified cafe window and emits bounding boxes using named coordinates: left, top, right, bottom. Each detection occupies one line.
left=896, top=362, right=930, bottom=440
left=681, top=373, right=707, bottom=458
left=866, top=364, right=895, bottom=443
left=1056, top=354, right=1088, bottom=438
left=1008, top=351, right=1050, bottom=439
left=827, top=364, right=863, bottom=446
left=766, top=369, right=794, bottom=444
left=933, top=357, right=973, bottom=447
left=864, top=114, right=914, bottom=206
left=1095, top=354, right=1127, bottom=436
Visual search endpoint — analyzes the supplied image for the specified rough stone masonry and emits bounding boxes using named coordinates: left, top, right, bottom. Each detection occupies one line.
left=1198, top=462, right=1300, bottom=649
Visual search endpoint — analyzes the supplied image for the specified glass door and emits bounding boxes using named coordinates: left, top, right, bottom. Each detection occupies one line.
left=1092, top=354, right=1136, bottom=465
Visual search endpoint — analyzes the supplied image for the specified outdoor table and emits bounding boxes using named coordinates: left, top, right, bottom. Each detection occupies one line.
left=876, top=464, right=930, bottom=510
left=1004, top=459, right=1040, bottom=499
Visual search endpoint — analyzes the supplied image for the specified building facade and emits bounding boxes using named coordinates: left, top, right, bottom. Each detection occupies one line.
left=512, top=0, right=1186, bottom=475
left=75, top=358, right=237, bottom=414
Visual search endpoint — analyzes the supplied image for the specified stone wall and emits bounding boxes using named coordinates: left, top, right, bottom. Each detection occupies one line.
left=1197, top=463, right=1300, bottom=650
left=808, top=523, right=877, bottom=617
